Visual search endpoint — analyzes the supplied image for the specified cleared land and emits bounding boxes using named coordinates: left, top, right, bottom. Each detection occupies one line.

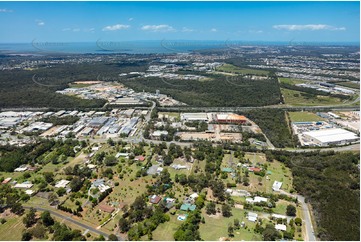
left=288, top=112, right=325, bottom=122
left=281, top=88, right=342, bottom=106
left=217, top=64, right=269, bottom=75
left=279, top=77, right=308, bottom=85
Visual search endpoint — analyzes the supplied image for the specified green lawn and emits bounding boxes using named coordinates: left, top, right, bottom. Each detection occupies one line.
left=281, top=88, right=343, bottom=106
left=199, top=208, right=263, bottom=241
left=151, top=212, right=183, bottom=241
left=335, top=81, right=360, bottom=89
left=288, top=112, right=325, bottom=122
left=217, top=64, right=269, bottom=75
left=0, top=216, right=25, bottom=240
left=273, top=200, right=294, bottom=215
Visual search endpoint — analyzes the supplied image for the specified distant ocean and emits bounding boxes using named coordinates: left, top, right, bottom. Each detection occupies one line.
left=0, top=40, right=358, bottom=55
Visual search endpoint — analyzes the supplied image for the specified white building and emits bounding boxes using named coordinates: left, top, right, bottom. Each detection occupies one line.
left=14, top=182, right=33, bottom=189
left=272, top=214, right=287, bottom=220
left=55, top=179, right=70, bottom=188
left=275, top=224, right=287, bottom=231
left=247, top=212, right=258, bottom=222
left=180, top=113, right=208, bottom=122
left=272, top=181, right=283, bottom=192
left=303, top=128, right=359, bottom=146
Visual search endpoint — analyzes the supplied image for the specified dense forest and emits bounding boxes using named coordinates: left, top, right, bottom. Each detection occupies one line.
left=0, top=59, right=148, bottom=109
left=242, top=109, right=296, bottom=148
left=271, top=150, right=360, bottom=241
left=121, top=75, right=282, bottom=107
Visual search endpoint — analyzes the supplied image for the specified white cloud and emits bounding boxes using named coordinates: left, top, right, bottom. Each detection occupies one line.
left=84, top=28, right=95, bottom=33
left=273, top=24, right=346, bottom=31
left=36, top=20, right=45, bottom=26
left=182, top=27, right=195, bottom=32
left=128, top=18, right=133, bottom=21
left=210, top=28, right=217, bottom=32
left=62, top=27, right=95, bottom=33
left=102, top=24, right=130, bottom=31
left=249, top=30, right=263, bottom=34
left=141, top=24, right=175, bottom=32
left=0, top=8, right=13, bottom=13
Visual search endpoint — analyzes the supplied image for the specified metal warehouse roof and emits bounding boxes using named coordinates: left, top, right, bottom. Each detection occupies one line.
left=304, top=128, right=359, bottom=143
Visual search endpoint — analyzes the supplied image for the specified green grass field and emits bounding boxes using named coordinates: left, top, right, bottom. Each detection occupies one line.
left=217, top=64, right=269, bottom=75
left=151, top=212, right=183, bottom=241
left=281, top=88, right=342, bottom=106
left=279, top=78, right=308, bottom=85
left=199, top=208, right=263, bottom=241
left=288, top=112, right=325, bottom=122
left=0, top=216, right=26, bottom=240
left=335, top=81, right=360, bottom=89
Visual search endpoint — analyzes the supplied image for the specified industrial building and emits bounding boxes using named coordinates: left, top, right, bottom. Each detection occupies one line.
left=180, top=113, right=208, bottom=122
left=119, top=117, right=138, bottom=136
left=88, top=117, right=109, bottom=128
left=303, top=128, right=359, bottom=146
left=216, top=113, right=247, bottom=124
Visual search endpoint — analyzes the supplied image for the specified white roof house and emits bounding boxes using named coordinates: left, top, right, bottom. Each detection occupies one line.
left=25, top=190, right=35, bottom=195
left=14, top=167, right=28, bottom=172
left=247, top=212, right=258, bottom=222
left=152, top=130, right=169, bottom=137
left=272, top=214, right=287, bottom=219
left=303, top=128, right=359, bottom=146
left=55, top=179, right=70, bottom=188
left=254, top=196, right=268, bottom=203
left=275, top=224, right=287, bottom=231
left=272, top=181, right=283, bottom=191
left=14, top=182, right=33, bottom=189
left=190, top=193, right=199, bottom=199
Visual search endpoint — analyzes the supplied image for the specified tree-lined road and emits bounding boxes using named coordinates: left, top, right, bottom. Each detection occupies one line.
left=23, top=206, right=124, bottom=241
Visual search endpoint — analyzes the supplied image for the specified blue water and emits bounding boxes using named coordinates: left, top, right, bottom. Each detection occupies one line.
left=0, top=40, right=358, bottom=55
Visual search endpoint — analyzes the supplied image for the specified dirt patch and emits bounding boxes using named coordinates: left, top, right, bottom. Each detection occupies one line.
left=234, top=204, right=244, bottom=210
left=208, top=212, right=222, bottom=219
left=206, top=188, right=214, bottom=201
left=0, top=209, right=16, bottom=219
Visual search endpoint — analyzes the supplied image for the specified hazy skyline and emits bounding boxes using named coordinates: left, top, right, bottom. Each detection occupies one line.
left=0, top=1, right=359, bottom=43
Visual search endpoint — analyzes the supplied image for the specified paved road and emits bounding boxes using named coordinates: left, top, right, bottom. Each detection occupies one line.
left=23, top=206, right=124, bottom=241
left=279, top=190, right=316, bottom=241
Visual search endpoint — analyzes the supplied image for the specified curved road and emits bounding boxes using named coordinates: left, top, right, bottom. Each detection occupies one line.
left=23, top=206, right=124, bottom=241
left=279, top=190, right=316, bottom=241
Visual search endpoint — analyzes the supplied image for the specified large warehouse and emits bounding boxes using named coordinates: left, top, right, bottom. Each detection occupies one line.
left=216, top=113, right=247, bottom=124
left=181, top=113, right=209, bottom=122
left=303, top=128, right=359, bottom=146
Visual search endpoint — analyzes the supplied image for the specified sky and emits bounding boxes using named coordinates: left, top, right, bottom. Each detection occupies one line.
left=0, top=1, right=359, bottom=43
